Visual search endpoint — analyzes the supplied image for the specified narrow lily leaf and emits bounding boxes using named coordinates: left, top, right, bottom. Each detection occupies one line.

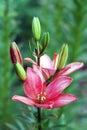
left=16, top=120, right=25, bottom=130
left=6, top=123, right=18, bottom=130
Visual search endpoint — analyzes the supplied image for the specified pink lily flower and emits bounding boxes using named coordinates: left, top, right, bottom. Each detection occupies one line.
left=24, top=53, right=84, bottom=80
left=12, top=68, right=77, bottom=109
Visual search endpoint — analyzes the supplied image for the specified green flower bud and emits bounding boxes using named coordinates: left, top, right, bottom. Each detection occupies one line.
left=42, top=32, right=50, bottom=48
left=32, top=17, right=41, bottom=40
left=10, top=42, right=23, bottom=66
left=14, top=62, right=26, bottom=81
left=57, top=44, right=68, bottom=70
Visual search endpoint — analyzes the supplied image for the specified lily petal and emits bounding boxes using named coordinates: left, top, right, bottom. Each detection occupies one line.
left=12, top=95, right=56, bottom=109
left=52, top=94, right=77, bottom=108
left=34, top=93, right=77, bottom=108
left=46, top=76, right=72, bottom=100
left=33, top=64, right=45, bottom=82
left=12, top=95, right=35, bottom=106
left=12, top=94, right=77, bottom=109
left=53, top=66, right=70, bottom=80
left=59, top=62, right=84, bottom=76
left=41, top=67, right=55, bottom=79
left=33, top=102, right=54, bottom=108
left=24, top=68, right=42, bottom=99
left=24, top=58, right=36, bottom=65
left=40, top=54, right=53, bottom=69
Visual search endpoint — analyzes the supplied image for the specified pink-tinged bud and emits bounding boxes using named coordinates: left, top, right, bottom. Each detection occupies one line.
left=10, top=42, right=23, bottom=66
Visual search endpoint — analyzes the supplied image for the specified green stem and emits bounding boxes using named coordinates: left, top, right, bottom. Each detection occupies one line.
left=37, top=108, right=42, bottom=130
left=36, top=44, right=42, bottom=130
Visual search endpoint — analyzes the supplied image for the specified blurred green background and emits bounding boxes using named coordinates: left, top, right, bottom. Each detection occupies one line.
left=0, top=0, right=87, bottom=130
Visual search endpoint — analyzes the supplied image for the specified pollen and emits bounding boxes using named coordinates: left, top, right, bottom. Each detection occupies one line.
left=36, top=92, right=46, bottom=104
left=40, top=96, right=46, bottom=103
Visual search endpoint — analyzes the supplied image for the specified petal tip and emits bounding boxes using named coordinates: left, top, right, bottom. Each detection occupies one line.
left=73, top=96, right=78, bottom=102
left=12, top=95, right=17, bottom=101
left=81, top=62, right=84, bottom=67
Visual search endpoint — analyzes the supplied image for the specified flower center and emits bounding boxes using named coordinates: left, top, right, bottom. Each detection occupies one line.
left=36, top=92, right=46, bottom=104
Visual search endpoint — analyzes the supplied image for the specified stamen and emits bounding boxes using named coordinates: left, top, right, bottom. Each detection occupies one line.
left=36, top=92, right=46, bottom=104
left=40, top=96, right=46, bottom=103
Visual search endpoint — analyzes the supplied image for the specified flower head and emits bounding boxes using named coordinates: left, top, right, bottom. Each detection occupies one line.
left=24, top=53, right=84, bottom=81
left=12, top=68, right=77, bottom=109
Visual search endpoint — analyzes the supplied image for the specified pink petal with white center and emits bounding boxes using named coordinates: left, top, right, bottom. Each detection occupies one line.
left=24, top=58, right=36, bottom=65
left=52, top=94, right=77, bottom=108
left=12, top=95, right=35, bottom=106
left=46, top=76, right=72, bottom=100
left=59, top=62, right=84, bottom=76
left=40, top=54, right=53, bottom=69
left=24, top=68, right=42, bottom=99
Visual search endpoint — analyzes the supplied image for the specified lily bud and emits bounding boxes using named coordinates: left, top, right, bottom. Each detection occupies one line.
left=10, top=42, right=23, bottom=66
left=57, top=44, right=68, bottom=70
left=32, top=17, right=41, bottom=40
left=42, top=32, right=50, bottom=48
left=14, top=62, right=26, bottom=81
